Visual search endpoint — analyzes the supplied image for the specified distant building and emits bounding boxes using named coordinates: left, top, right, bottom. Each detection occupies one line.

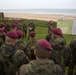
left=0, top=12, right=4, bottom=19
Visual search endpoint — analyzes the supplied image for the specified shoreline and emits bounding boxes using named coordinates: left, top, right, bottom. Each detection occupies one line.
left=4, top=13, right=76, bottom=21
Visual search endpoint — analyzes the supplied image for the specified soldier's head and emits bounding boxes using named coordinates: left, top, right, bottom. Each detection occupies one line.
left=34, top=39, right=52, bottom=59
left=51, top=28, right=63, bottom=38
left=16, top=30, right=23, bottom=39
left=30, top=31, right=35, bottom=38
left=30, top=20, right=33, bottom=23
left=11, top=23, right=17, bottom=31
left=1, top=24, right=6, bottom=30
left=4, top=19, right=8, bottom=23
left=50, top=20, right=54, bottom=26
left=6, top=31, right=18, bottom=45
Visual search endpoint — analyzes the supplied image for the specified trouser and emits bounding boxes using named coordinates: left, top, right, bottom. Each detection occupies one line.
left=67, top=61, right=76, bottom=75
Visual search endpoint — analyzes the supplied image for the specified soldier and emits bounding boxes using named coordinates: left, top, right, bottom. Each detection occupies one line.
left=49, top=38, right=70, bottom=71
left=29, top=31, right=36, bottom=40
left=28, top=20, right=35, bottom=32
left=28, top=20, right=35, bottom=40
left=0, top=24, right=6, bottom=31
left=0, top=58, right=4, bottom=75
left=0, top=31, right=27, bottom=75
left=16, top=30, right=24, bottom=50
left=4, top=20, right=10, bottom=33
left=46, top=32, right=52, bottom=42
left=16, top=30, right=31, bottom=62
left=5, top=25, right=10, bottom=33
left=0, top=28, right=5, bottom=46
left=22, top=22, right=27, bottom=37
left=46, top=28, right=65, bottom=43
left=16, top=30, right=23, bottom=39
left=48, top=28, right=66, bottom=71
left=4, top=20, right=9, bottom=25
left=48, top=28, right=66, bottom=45
left=16, top=30, right=31, bottom=75
left=51, top=28, right=63, bottom=38
left=27, top=31, right=36, bottom=60
left=19, top=39, right=64, bottom=75
left=0, top=28, right=5, bottom=75
left=48, top=20, right=54, bottom=34
left=49, top=27, right=66, bottom=48
left=10, top=23, right=17, bottom=31
left=50, top=28, right=66, bottom=44
left=17, top=21, right=23, bottom=31
left=67, top=39, right=76, bottom=75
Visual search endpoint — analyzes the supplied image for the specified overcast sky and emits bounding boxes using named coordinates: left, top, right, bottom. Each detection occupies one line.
left=0, top=0, right=76, bottom=9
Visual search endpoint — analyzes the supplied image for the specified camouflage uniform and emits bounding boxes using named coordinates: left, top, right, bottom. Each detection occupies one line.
left=0, top=29, right=5, bottom=46
left=0, top=36, right=4, bottom=46
left=15, top=40, right=31, bottom=62
left=4, top=22, right=10, bottom=32
left=67, top=39, right=76, bottom=75
left=0, top=52, right=5, bottom=75
left=22, top=24, right=27, bottom=37
left=27, top=39, right=37, bottom=60
left=19, top=59, right=64, bottom=75
left=17, top=23, right=23, bottom=31
left=48, top=21, right=54, bottom=34
left=28, top=22, right=35, bottom=40
left=49, top=38, right=66, bottom=69
left=0, top=44, right=26, bottom=75
left=28, top=22, right=35, bottom=32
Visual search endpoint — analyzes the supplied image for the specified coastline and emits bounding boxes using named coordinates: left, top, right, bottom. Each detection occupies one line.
left=4, top=13, right=76, bottom=21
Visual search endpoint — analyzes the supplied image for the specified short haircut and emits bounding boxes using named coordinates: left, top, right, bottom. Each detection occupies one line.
left=35, top=44, right=51, bottom=59
left=5, top=36, right=17, bottom=44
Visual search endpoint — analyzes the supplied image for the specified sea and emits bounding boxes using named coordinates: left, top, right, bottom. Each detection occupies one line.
left=0, top=9, right=76, bottom=16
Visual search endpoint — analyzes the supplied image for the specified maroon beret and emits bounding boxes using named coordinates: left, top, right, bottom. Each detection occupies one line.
left=6, top=31, right=18, bottom=39
left=0, top=28, right=4, bottom=33
left=51, top=28, right=62, bottom=37
left=37, top=39, right=52, bottom=51
left=11, top=23, right=17, bottom=27
left=30, top=31, right=35, bottom=35
left=30, top=31, right=35, bottom=38
left=16, top=30, right=23, bottom=37
left=4, top=20, right=8, bottom=22
left=1, top=24, right=6, bottom=27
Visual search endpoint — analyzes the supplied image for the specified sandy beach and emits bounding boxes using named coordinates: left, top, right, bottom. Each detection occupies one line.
left=4, top=13, right=76, bottom=21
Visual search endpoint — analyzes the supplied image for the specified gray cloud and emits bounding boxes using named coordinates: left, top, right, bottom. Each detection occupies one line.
left=0, top=0, right=76, bottom=9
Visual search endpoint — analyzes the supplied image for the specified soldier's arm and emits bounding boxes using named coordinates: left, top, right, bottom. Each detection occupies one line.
left=23, top=42, right=32, bottom=60
left=13, top=50, right=29, bottom=68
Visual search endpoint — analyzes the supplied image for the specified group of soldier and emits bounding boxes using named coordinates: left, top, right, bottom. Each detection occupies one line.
left=0, top=19, right=36, bottom=75
left=0, top=19, right=75, bottom=75
left=46, top=21, right=76, bottom=75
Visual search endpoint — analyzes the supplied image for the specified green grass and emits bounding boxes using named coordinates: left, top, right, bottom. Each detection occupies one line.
left=0, top=19, right=75, bottom=45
